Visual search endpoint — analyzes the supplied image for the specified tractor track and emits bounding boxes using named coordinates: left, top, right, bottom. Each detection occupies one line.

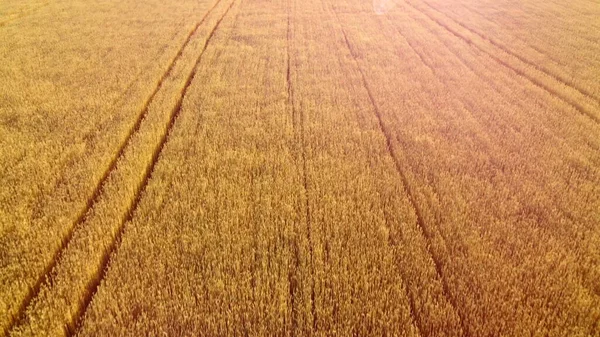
left=285, top=0, right=300, bottom=333
left=67, top=1, right=237, bottom=334
left=286, top=0, right=317, bottom=332
left=332, top=9, right=468, bottom=337
left=402, top=0, right=600, bottom=125
left=417, top=0, right=600, bottom=103
left=6, top=0, right=228, bottom=334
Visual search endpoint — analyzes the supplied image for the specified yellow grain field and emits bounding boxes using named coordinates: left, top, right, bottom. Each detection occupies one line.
left=1, top=0, right=599, bottom=336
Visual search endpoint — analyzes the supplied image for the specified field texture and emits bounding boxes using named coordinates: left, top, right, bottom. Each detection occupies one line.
left=1, top=0, right=599, bottom=336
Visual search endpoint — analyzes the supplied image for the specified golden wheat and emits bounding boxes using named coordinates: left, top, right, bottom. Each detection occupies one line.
left=1, top=0, right=599, bottom=336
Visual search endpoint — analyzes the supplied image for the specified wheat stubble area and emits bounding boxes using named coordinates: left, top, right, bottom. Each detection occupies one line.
left=0, top=0, right=599, bottom=335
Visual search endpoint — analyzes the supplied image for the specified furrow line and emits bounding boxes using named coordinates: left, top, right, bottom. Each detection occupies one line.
left=385, top=231, right=423, bottom=337
left=286, top=0, right=317, bottom=332
left=300, top=42, right=318, bottom=337
left=285, top=0, right=299, bottom=334
left=333, top=10, right=467, bottom=337
left=382, top=14, right=435, bottom=76
left=287, top=244, right=299, bottom=336
left=286, top=3, right=296, bottom=134
left=66, top=1, right=236, bottom=334
left=395, top=5, right=600, bottom=167
left=462, top=4, right=597, bottom=63
left=406, top=2, right=600, bottom=124
left=65, top=1, right=236, bottom=334
left=393, top=1, right=600, bottom=310
left=27, top=26, right=181, bottom=229
left=80, top=26, right=182, bottom=144
left=403, top=0, right=600, bottom=125
left=417, top=0, right=600, bottom=103
left=4, top=1, right=225, bottom=333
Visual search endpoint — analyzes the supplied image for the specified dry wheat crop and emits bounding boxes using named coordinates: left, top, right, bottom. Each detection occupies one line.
left=1, top=0, right=599, bottom=336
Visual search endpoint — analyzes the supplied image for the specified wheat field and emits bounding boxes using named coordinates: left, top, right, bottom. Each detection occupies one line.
left=1, top=0, right=599, bottom=336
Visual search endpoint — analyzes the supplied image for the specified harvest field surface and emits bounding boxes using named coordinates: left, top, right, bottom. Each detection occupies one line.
left=1, top=0, right=599, bottom=335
